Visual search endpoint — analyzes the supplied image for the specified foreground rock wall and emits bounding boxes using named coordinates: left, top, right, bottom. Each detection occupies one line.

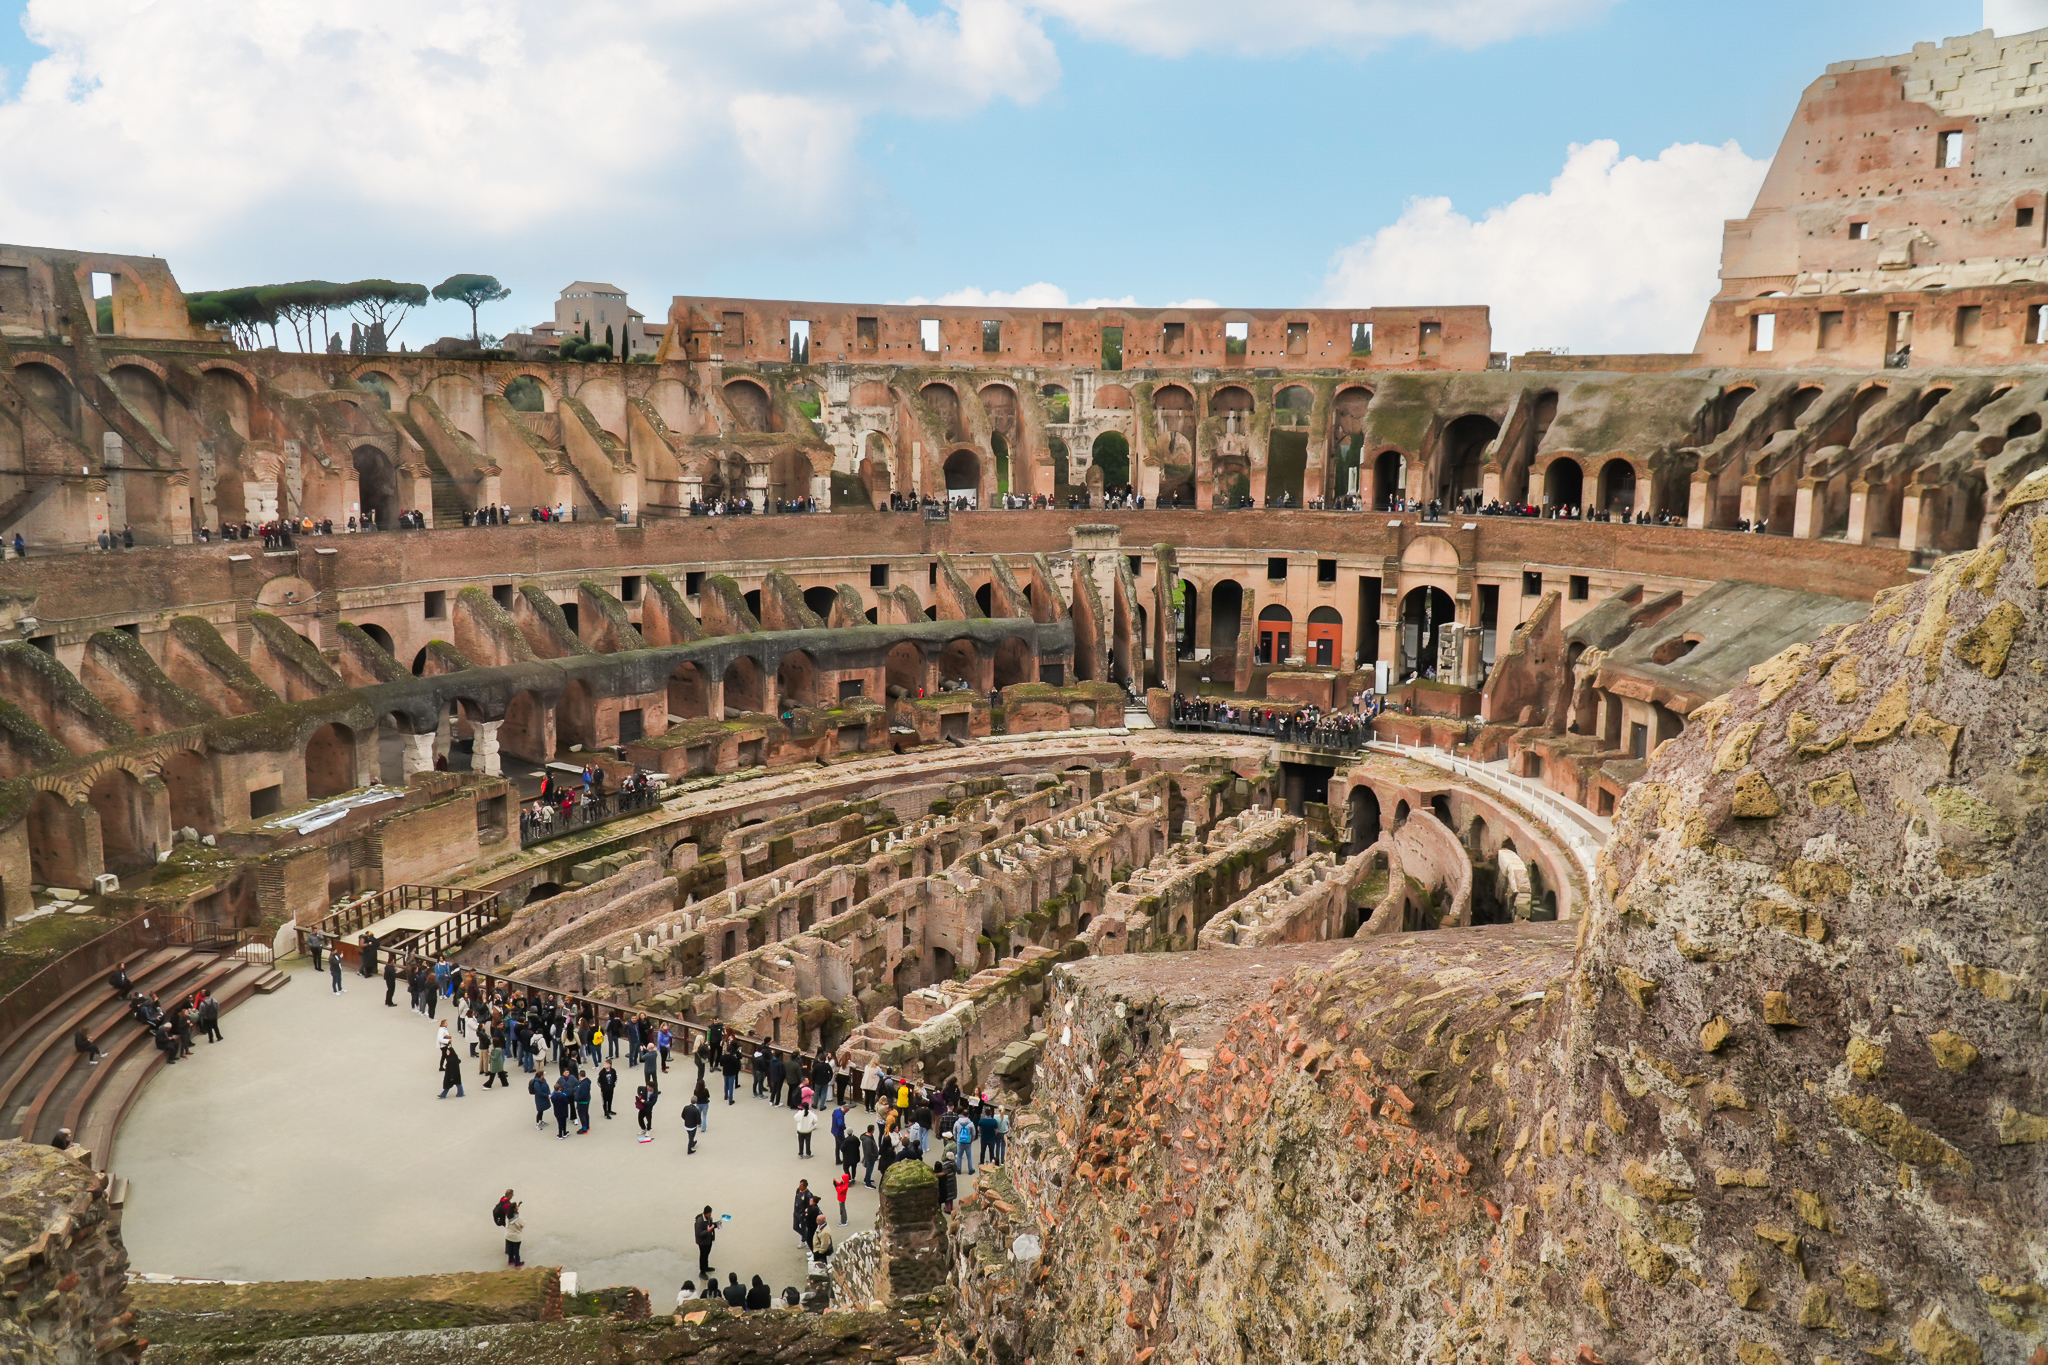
left=0, top=1140, right=138, bottom=1364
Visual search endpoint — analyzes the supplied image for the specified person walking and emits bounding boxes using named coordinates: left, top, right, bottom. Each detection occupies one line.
left=529, top=1070, right=552, bottom=1128
left=954, top=1112, right=976, bottom=1174
left=483, top=1036, right=509, bottom=1089
left=692, top=1078, right=711, bottom=1132
left=574, top=1068, right=592, bottom=1133
left=597, top=1059, right=618, bottom=1119
left=503, top=1202, right=524, bottom=1268
left=437, top=1044, right=466, bottom=1098
left=795, top=1104, right=816, bottom=1158
left=833, top=1170, right=852, bottom=1225
left=693, top=1206, right=718, bottom=1279
left=635, top=1084, right=655, bottom=1142
left=720, top=1043, right=741, bottom=1104
left=329, top=950, right=344, bottom=994
left=196, top=993, right=223, bottom=1044
left=681, top=1097, right=700, bottom=1153
left=860, top=1125, right=879, bottom=1187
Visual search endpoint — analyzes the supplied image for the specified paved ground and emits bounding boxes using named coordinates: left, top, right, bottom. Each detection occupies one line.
left=113, top=961, right=975, bottom=1299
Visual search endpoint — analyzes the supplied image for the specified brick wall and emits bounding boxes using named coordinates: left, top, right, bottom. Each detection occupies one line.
left=0, top=1142, right=139, bottom=1363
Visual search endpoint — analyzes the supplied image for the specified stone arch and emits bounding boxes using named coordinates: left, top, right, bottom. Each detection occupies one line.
left=1094, top=384, right=1132, bottom=410
left=27, top=790, right=92, bottom=887
left=1400, top=533, right=1462, bottom=570
left=920, top=383, right=965, bottom=441
left=13, top=361, right=76, bottom=431
left=1090, top=431, right=1130, bottom=489
left=723, top=379, right=772, bottom=432
left=1208, top=385, right=1253, bottom=418
left=558, top=679, right=597, bottom=751
left=353, top=444, right=400, bottom=528
left=1345, top=784, right=1381, bottom=855
left=803, top=586, right=838, bottom=621
left=499, top=689, right=550, bottom=764
left=1373, top=450, right=1406, bottom=509
left=667, top=662, right=710, bottom=720
left=500, top=371, right=556, bottom=410
left=108, top=363, right=169, bottom=428
left=197, top=364, right=257, bottom=438
left=160, top=745, right=219, bottom=837
left=885, top=641, right=925, bottom=697
left=775, top=650, right=819, bottom=711
left=994, top=635, right=1033, bottom=688
left=1210, top=579, right=1244, bottom=654
left=938, top=638, right=982, bottom=687
left=1542, top=454, right=1585, bottom=509
left=1399, top=586, right=1456, bottom=679
left=942, top=448, right=981, bottom=500
left=1597, top=456, right=1639, bottom=515
left=352, top=369, right=402, bottom=409
left=1440, top=413, right=1499, bottom=505
left=305, top=722, right=357, bottom=799
left=723, top=655, right=766, bottom=714
left=768, top=447, right=818, bottom=506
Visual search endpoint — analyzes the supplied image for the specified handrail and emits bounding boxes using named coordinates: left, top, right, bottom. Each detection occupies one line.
left=1366, top=739, right=1605, bottom=892
left=520, top=786, right=660, bottom=847
left=298, top=884, right=501, bottom=959
left=0, top=911, right=183, bottom=1046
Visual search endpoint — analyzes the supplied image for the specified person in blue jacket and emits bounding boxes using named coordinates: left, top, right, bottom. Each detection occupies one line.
left=574, top=1070, right=593, bottom=1133
left=551, top=1072, right=574, bottom=1139
left=529, top=1070, right=551, bottom=1129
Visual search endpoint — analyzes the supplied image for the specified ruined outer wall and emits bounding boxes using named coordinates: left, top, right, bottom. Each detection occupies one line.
left=0, top=1141, right=139, bottom=1364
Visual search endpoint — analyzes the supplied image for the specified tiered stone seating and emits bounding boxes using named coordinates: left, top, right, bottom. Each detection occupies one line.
left=0, top=947, right=284, bottom=1173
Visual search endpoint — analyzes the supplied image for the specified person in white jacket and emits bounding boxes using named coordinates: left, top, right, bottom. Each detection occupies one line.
left=860, top=1061, right=882, bottom=1112
left=504, top=1204, right=525, bottom=1268
left=795, top=1104, right=818, bottom=1158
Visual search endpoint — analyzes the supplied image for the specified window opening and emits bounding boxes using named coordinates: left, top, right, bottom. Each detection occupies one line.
left=1523, top=572, right=1544, bottom=597
left=685, top=571, right=703, bottom=596
left=1100, top=326, right=1123, bottom=370
left=1267, top=557, right=1288, bottom=581
left=424, top=590, right=447, bottom=619
left=1041, top=320, right=1063, bottom=353
left=1317, top=558, right=1337, bottom=583
left=1350, top=322, right=1372, bottom=355
left=788, top=319, right=810, bottom=364
left=1750, top=312, right=1776, bottom=353
left=2029, top=304, right=2048, bottom=345
left=1848, top=221, right=1870, bottom=240
left=1285, top=322, right=1308, bottom=355
left=1955, top=304, right=1983, bottom=348
left=2021, top=207, right=2037, bottom=229
left=981, top=320, right=1001, bottom=354
left=620, top=575, right=642, bottom=602
left=90, top=272, right=115, bottom=334
left=1818, top=311, right=1845, bottom=350
left=721, top=312, right=745, bottom=347
left=919, top=318, right=940, bottom=352
left=1223, top=321, right=1248, bottom=356
left=1161, top=321, right=1185, bottom=356
left=1938, top=131, right=1963, bottom=168
left=870, top=563, right=889, bottom=587
left=856, top=316, right=877, bottom=351
left=1419, top=321, right=1442, bottom=357
left=1569, top=575, right=1589, bottom=602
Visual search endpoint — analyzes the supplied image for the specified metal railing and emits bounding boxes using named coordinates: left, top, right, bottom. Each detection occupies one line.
left=1367, top=739, right=1606, bottom=890
left=519, top=785, right=660, bottom=848
left=1170, top=714, right=1379, bottom=752
left=297, top=884, right=502, bottom=961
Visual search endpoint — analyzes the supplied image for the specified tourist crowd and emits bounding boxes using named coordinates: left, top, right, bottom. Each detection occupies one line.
left=521, top=766, right=661, bottom=842
left=1172, top=693, right=1389, bottom=749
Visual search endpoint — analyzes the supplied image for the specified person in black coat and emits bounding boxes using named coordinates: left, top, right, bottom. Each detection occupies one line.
left=196, top=994, right=222, bottom=1043
left=936, top=1156, right=958, bottom=1212
left=360, top=934, right=378, bottom=978
left=744, top=1276, right=771, bottom=1311
left=767, top=1052, right=786, bottom=1106
left=528, top=1071, right=551, bottom=1128
left=694, top=1206, right=718, bottom=1278
left=438, top=1044, right=465, bottom=1098
left=574, top=1071, right=592, bottom=1133
left=383, top=954, right=399, bottom=1007
left=597, top=1060, right=618, bottom=1119
left=720, top=1044, right=742, bottom=1103
left=108, top=962, right=131, bottom=995
left=722, top=1273, right=746, bottom=1308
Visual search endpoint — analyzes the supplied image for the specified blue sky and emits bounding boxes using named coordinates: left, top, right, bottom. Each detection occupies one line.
left=0, top=1, right=1991, bottom=351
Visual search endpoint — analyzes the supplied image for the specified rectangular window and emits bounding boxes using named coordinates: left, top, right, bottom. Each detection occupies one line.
left=492, top=583, right=513, bottom=609
left=869, top=563, right=889, bottom=587
left=1223, top=321, right=1248, bottom=356
left=838, top=679, right=865, bottom=701
left=788, top=319, right=810, bottom=363
left=1100, top=326, right=1123, bottom=370
left=1750, top=312, right=1776, bottom=353
left=929, top=562, right=938, bottom=586
left=1818, top=310, right=1845, bottom=350
left=1629, top=723, right=1648, bottom=760
left=1317, top=558, right=1337, bottom=583
left=249, top=784, right=282, bottom=819
left=1419, top=320, right=1442, bottom=357
left=685, top=571, right=704, bottom=596
left=1041, top=320, right=1063, bottom=353
left=856, top=316, right=878, bottom=351
left=1888, top=310, right=1914, bottom=354
left=981, top=320, right=1001, bottom=354
left=1126, top=554, right=1144, bottom=577
left=477, top=794, right=507, bottom=839
left=2020, top=207, right=2037, bottom=229
left=620, top=574, right=641, bottom=602
left=721, top=311, right=745, bottom=347
left=1523, top=571, right=1544, bottom=597
left=1955, top=304, right=1983, bottom=348
left=1569, top=574, right=1589, bottom=602
left=617, top=708, right=644, bottom=744
left=2029, top=304, right=2048, bottom=345
left=919, top=318, right=940, bottom=352
left=424, top=589, right=446, bottom=619
left=1350, top=322, right=1372, bottom=355
left=1848, top=221, right=1870, bottom=240
left=1161, top=321, right=1185, bottom=356
left=1267, top=556, right=1288, bottom=581
left=90, top=272, right=115, bottom=334
left=1938, top=130, right=1963, bottom=168
left=1285, top=322, right=1308, bottom=355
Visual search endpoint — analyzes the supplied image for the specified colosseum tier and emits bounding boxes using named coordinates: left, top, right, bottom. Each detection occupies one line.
left=0, top=16, right=2043, bottom=1365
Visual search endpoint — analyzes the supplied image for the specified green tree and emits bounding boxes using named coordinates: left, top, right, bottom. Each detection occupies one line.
left=431, top=274, right=512, bottom=344
left=346, top=280, right=429, bottom=347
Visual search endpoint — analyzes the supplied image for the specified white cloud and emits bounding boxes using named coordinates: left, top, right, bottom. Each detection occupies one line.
left=896, top=283, right=1219, bottom=308
left=1320, top=139, right=1770, bottom=356
left=0, top=0, right=1059, bottom=293
left=1029, top=0, right=1613, bottom=58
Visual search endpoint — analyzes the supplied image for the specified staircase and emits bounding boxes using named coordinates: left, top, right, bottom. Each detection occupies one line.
left=417, top=442, right=472, bottom=526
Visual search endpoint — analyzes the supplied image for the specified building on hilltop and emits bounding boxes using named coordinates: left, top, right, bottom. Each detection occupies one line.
left=515, top=281, right=664, bottom=357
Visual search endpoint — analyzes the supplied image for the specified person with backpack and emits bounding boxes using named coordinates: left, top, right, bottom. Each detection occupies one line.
left=528, top=1070, right=551, bottom=1128
left=681, top=1097, right=700, bottom=1153
left=954, top=1113, right=977, bottom=1173
left=503, top=1200, right=524, bottom=1268
left=493, top=1189, right=514, bottom=1229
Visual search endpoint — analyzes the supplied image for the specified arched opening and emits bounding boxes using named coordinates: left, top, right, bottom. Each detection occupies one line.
left=355, top=372, right=395, bottom=409
left=1708, top=385, right=1756, bottom=441
left=409, top=647, right=428, bottom=677
left=667, top=663, right=710, bottom=720
left=525, top=882, right=563, bottom=905
left=1543, top=457, right=1584, bottom=511
left=499, top=691, right=547, bottom=765
left=161, top=748, right=219, bottom=837
left=938, top=638, right=980, bottom=688
left=1399, top=586, right=1456, bottom=680
left=803, top=585, right=838, bottom=622
left=1430, top=794, right=1452, bottom=826
left=768, top=448, right=815, bottom=507
left=352, top=445, right=399, bottom=529
left=28, top=792, right=91, bottom=887
left=1090, top=431, right=1130, bottom=490
left=855, top=432, right=890, bottom=507
left=1049, top=434, right=1073, bottom=500
left=775, top=650, right=818, bottom=712
left=305, top=723, right=357, bottom=799
left=110, top=364, right=168, bottom=428
left=885, top=642, right=924, bottom=698
left=1373, top=450, right=1405, bottom=510
left=1394, top=799, right=1411, bottom=824
left=1306, top=605, right=1344, bottom=668
left=557, top=679, right=596, bottom=752
left=743, top=589, right=761, bottom=622
left=1210, top=580, right=1244, bottom=654
left=201, top=368, right=254, bottom=438
left=1268, top=387, right=1314, bottom=506
left=723, top=655, right=766, bottom=715
left=375, top=714, right=414, bottom=785
left=920, top=384, right=965, bottom=442
left=994, top=636, right=1033, bottom=688
left=356, top=622, right=396, bottom=658
left=85, top=769, right=154, bottom=878
left=975, top=582, right=994, bottom=617
left=1345, top=785, right=1381, bottom=855
left=930, top=945, right=958, bottom=984
left=13, top=363, right=76, bottom=433
left=723, top=379, right=771, bottom=432
left=991, top=432, right=1011, bottom=497
left=1209, top=386, right=1253, bottom=419
left=942, top=449, right=981, bottom=503
left=1041, top=383, right=1071, bottom=424
left=504, top=375, right=546, bottom=412
left=1255, top=605, right=1293, bottom=667
left=1441, top=414, right=1499, bottom=506
left=1596, top=458, right=1636, bottom=515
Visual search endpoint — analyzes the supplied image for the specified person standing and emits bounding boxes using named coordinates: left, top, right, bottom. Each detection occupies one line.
left=438, top=1044, right=465, bottom=1098
left=936, top=1156, right=958, bottom=1213
left=767, top=1051, right=786, bottom=1106
left=382, top=954, right=398, bottom=1007
left=657, top=1023, right=672, bottom=1073
left=693, top=1206, right=718, bottom=1279
left=574, top=1069, right=592, bottom=1133
left=751, top=1041, right=768, bottom=1098
left=503, top=1202, right=524, bottom=1268
left=529, top=1070, right=551, bottom=1128
left=861, top=1125, right=879, bottom=1187
left=329, top=950, right=344, bottom=994
left=306, top=930, right=325, bottom=973
left=954, top=1112, right=976, bottom=1174
left=484, top=1036, right=508, bottom=1089
left=196, top=993, right=222, bottom=1044
left=597, top=1059, right=618, bottom=1119
left=635, top=1085, right=655, bottom=1142
left=721, top=1042, right=741, bottom=1104
left=839, top=1127, right=860, bottom=1179
left=860, top=1061, right=881, bottom=1111
left=550, top=1073, right=573, bottom=1138
left=681, top=1097, right=700, bottom=1153
left=360, top=934, right=378, bottom=978
left=692, top=1078, right=711, bottom=1132
left=795, top=1104, right=816, bottom=1158
left=833, top=1170, right=852, bottom=1225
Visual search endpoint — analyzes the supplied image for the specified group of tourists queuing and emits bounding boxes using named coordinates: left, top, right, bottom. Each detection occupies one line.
left=73, top=961, right=228, bottom=1087
left=687, top=497, right=757, bottom=515
left=530, top=502, right=577, bottom=523
left=522, top=765, right=658, bottom=837
left=772, top=497, right=819, bottom=514
left=1171, top=693, right=1389, bottom=749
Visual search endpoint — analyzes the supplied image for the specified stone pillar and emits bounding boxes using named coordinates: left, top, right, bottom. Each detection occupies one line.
left=1899, top=486, right=1934, bottom=551
left=873, top=1159, right=949, bottom=1304
left=1845, top=479, right=1873, bottom=544
left=474, top=719, right=503, bottom=777
left=1481, top=466, right=1502, bottom=504
left=1686, top=470, right=1712, bottom=530
left=402, top=730, right=434, bottom=779
left=1737, top=474, right=1765, bottom=527
left=1792, top=476, right=1825, bottom=539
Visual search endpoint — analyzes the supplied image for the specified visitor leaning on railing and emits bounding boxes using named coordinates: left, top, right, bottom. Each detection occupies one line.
left=520, top=769, right=661, bottom=846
